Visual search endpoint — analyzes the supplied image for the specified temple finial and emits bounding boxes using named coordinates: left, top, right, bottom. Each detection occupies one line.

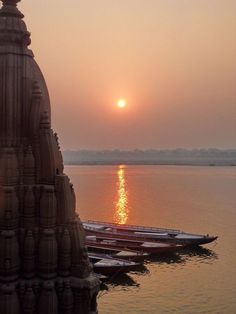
left=1, top=0, right=20, bottom=6
left=0, top=0, right=23, bottom=19
left=0, top=0, right=29, bottom=45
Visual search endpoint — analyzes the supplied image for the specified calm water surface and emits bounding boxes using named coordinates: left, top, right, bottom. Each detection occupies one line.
left=65, top=165, right=236, bottom=314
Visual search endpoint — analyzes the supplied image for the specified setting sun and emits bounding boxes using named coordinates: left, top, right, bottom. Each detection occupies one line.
left=117, top=99, right=127, bottom=109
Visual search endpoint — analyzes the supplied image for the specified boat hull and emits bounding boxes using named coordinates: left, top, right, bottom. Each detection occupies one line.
left=86, top=236, right=180, bottom=254
left=83, top=221, right=218, bottom=247
left=86, top=244, right=149, bottom=261
left=89, top=253, right=141, bottom=275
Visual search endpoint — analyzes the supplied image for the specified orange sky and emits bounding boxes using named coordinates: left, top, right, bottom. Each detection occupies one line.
left=20, top=0, right=236, bottom=150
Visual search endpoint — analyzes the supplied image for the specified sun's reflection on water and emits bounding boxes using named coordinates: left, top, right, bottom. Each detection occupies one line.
left=114, top=165, right=129, bottom=224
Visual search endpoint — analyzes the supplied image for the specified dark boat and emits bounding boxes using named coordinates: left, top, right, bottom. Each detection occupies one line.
left=86, top=237, right=150, bottom=261
left=94, top=273, right=108, bottom=282
left=89, top=253, right=141, bottom=275
left=86, top=235, right=181, bottom=254
left=83, top=220, right=218, bottom=246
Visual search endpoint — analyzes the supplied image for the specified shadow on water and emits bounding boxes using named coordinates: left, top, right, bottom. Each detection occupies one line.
left=147, top=247, right=218, bottom=265
left=110, top=273, right=140, bottom=287
left=147, top=252, right=184, bottom=265
left=130, top=263, right=149, bottom=275
left=178, top=246, right=218, bottom=263
left=146, top=246, right=218, bottom=266
left=100, top=273, right=140, bottom=291
left=99, top=246, right=218, bottom=291
left=99, top=264, right=149, bottom=292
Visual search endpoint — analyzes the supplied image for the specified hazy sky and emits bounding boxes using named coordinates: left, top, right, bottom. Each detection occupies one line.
left=20, top=0, right=236, bottom=150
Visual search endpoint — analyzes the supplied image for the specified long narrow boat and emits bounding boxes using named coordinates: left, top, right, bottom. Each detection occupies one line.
left=83, top=220, right=218, bottom=246
left=86, top=235, right=181, bottom=254
left=86, top=239, right=150, bottom=261
left=88, top=252, right=141, bottom=275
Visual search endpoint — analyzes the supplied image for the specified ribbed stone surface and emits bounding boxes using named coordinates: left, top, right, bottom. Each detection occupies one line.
left=0, top=1, right=100, bottom=313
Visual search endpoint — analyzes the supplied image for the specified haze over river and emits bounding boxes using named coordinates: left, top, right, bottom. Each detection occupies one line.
left=65, top=165, right=236, bottom=314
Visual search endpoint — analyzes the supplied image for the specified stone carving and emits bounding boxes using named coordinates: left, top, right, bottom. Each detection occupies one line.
left=0, top=0, right=100, bottom=313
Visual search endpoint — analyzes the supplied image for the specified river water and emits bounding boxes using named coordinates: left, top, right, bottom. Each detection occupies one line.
left=65, top=165, right=236, bottom=314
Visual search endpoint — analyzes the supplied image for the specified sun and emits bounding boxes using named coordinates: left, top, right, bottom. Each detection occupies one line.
left=117, top=99, right=127, bottom=109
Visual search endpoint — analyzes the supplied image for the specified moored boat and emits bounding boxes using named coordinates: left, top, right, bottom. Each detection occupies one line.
left=94, top=273, right=108, bottom=282
left=83, top=220, right=218, bottom=246
left=86, top=237, right=150, bottom=261
left=89, top=252, right=141, bottom=275
left=86, top=235, right=181, bottom=254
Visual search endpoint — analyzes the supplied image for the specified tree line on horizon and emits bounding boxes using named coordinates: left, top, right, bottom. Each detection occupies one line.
left=62, top=149, right=236, bottom=166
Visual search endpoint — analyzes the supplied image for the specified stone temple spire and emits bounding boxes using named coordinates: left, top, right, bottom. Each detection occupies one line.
left=0, top=1, right=100, bottom=313
left=1, top=0, right=20, bottom=7
left=0, top=0, right=24, bottom=19
left=2, top=0, right=20, bottom=4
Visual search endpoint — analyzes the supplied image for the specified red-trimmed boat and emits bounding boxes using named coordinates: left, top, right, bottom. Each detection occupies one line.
left=86, top=238, right=150, bottom=261
left=86, top=235, right=181, bottom=254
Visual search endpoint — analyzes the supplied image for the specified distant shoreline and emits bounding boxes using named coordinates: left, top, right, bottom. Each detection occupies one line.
left=64, top=162, right=236, bottom=167
left=63, top=149, right=236, bottom=167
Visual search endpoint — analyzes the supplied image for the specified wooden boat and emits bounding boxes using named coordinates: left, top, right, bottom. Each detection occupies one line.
left=86, top=235, right=181, bottom=254
left=94, top=273, right=108, bottom=282
left=88, top=252, right=141, bottom=275
left=86, top=238, right=150, bottom=261
left=83, top=220, right=218, bottom=246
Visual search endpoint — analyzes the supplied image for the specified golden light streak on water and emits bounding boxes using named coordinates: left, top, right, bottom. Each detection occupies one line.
left=114, top=165, right=129, bottom=224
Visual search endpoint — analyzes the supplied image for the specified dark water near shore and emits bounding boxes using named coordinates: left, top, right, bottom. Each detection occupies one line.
left=65, top=165, right=236, bottom=314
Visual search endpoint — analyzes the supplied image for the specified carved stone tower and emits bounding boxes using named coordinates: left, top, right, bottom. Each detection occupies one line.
left=0, top=1, right=100, bottom=313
